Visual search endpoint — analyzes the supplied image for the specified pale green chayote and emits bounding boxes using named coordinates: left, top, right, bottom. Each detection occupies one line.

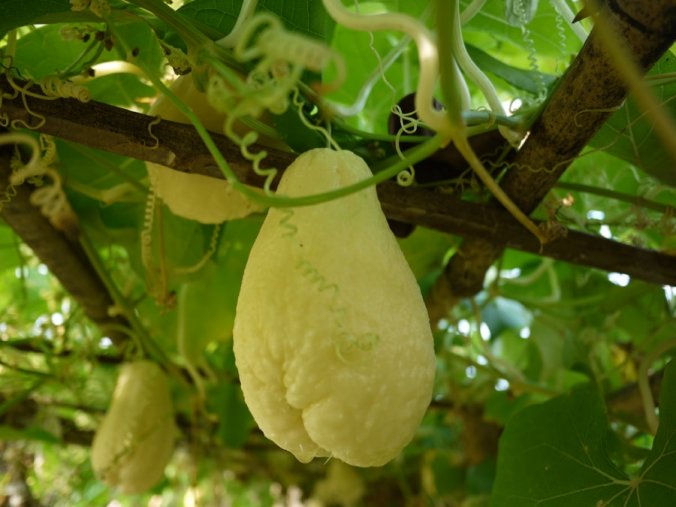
left=233, top=148, right=435, bottom=467
left=146, top=75, right=263, bottom=224
left=91, top=361, right=175, bottom=494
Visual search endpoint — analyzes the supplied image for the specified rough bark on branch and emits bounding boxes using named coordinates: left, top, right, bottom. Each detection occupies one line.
left=0, top=76, right=285, bottom=187
left=425, top=0, right=676, bottom=322
left=0, top=78, right=673, bottom=297
left=378, top=183, right=676, bottom=285
left=0, top=150, right=130, bottom=346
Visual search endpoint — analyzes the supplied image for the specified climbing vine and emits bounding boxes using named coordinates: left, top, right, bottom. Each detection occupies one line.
left=0, top=0, right=674, bottom=505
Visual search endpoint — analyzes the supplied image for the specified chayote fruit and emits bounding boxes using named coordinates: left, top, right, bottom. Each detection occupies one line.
left=91, top=361, right=176, bottom=494
left=233, top=148, right=436, bottom=467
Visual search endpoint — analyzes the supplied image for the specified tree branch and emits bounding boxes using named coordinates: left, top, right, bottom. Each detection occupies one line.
left=0, top=150, right=130, bottom=346
left=379, top=183, right=676, bottom=285
left=0, top=79, right=673, bottom=298
left=425, top=0, right=676, bottom=321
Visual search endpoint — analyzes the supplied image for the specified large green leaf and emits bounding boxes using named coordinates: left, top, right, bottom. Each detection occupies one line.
left=176, top=216, right=262, bottom=362
left=0, top=224, right=22, bottom=273
left=178, top=0, right=335, bottom=41
left=13, top=24, right=92, bottom=79
left=466, top=44, right=556, bottom=95
left=86, top=72, right=156, bottom=107
left=588, top=53, right=676, bottom=186
left=398, top=226, right=454, bottom=281
left=463, top=0, right=583, bottom=59
left=492, top=383, right=629, bottom=506
left=492, top=360, right=676, bottom=506
left=206, top=381, right=255, bottom=448
left=110, top=17, right=165, bottom=73
left=0, top=0, right=74, bottom=38
left=638, top=359, right=676, bottom=505
left=599, top=281, right=671, bottom=351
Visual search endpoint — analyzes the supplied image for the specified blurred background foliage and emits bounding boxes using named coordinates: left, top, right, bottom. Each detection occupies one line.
left=1, top=0, right=675, bottom=506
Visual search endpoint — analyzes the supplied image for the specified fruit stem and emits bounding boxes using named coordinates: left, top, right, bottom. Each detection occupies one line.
left=437, top=0, right=547, bottom=244
left=127, top=0, right=210, bottom=50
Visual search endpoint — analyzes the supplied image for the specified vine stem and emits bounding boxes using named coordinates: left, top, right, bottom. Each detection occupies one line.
left=0, top=133, right=41, bottom=175
left=105, top=19, right=446, bottom=207
left=638, top=337, right=676, bottom=435
left=437, top=0, right=547, bottom=244
left=470, top=298, right=527, bottom=385
left=321, top=0, right=543, bottom=240
left=321, top=0, right=453, bottom=136
left=78, top=232, right=168, bottom=367
left=551, top=0, right=588, bottom=42
left=326, top=34, right=410, bottom=117
left=556, top=181, right=673, bottom=214
left=127, top=0, right=210, bottom=50
left=451, top=1, right=505, bottom=121
left=441, top=348, right=560, bottom=397
left=216, top=0, right=258, bottom=48
left=460, top=0, right=487, bottom=24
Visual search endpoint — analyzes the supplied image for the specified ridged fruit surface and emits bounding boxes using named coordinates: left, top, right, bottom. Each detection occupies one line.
left=91, top=361, right=175, bottom=494
left=234, top=148, right=435, bottom=467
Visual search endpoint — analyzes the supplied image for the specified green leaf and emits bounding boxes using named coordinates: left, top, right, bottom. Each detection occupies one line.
left=157, top=209, right=214, bottom=275
left=176, top=261, right=234, bottom=354
left=480, top=296, right=531, bottom=338
left=464, top=0, right=583, bottom=58
left=271, top=104, right=327, bottom=152
left=484, top=390, right=532, bottom=426
left=600, top=281, right=670, bottom=350
left=505, top=0, right=539, bottom=26
left=176, top=217, right=261, bottom=362
left=429, top=452, right=466, bottom=495
left=0, top=224, right=22, bottom=273
left=13, top=24, right=92, bottom=79
left=637, top=359, right=676, bottom=505
left=467, top=458, right=496, bottom=495
left=492, top=384, right=630, bottom=506
left=0, top=425, right=60, bottom=443
left=206, top=381, right=255, bottom=448
left=529, top=317, right=575, bottom=382
left=494, top=329, right=533, bottom=374
left=262, top=0, right=335, bottom=41
left=86, top=73, right=156, bottom=107
left=111, top=18, right=165, bottom=73
left=0, top=0, right=72, bottom=38
left=176, top=0, right=247, bottom=40
left=178, top=0, right=334, bottom=41
left=589, top=53, right=676, bottom=186
left=492, top=363, right=676, bottom=506
left=398, top=226, right=454, bottom=281
left=466, top=44, right=556, bottom=95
